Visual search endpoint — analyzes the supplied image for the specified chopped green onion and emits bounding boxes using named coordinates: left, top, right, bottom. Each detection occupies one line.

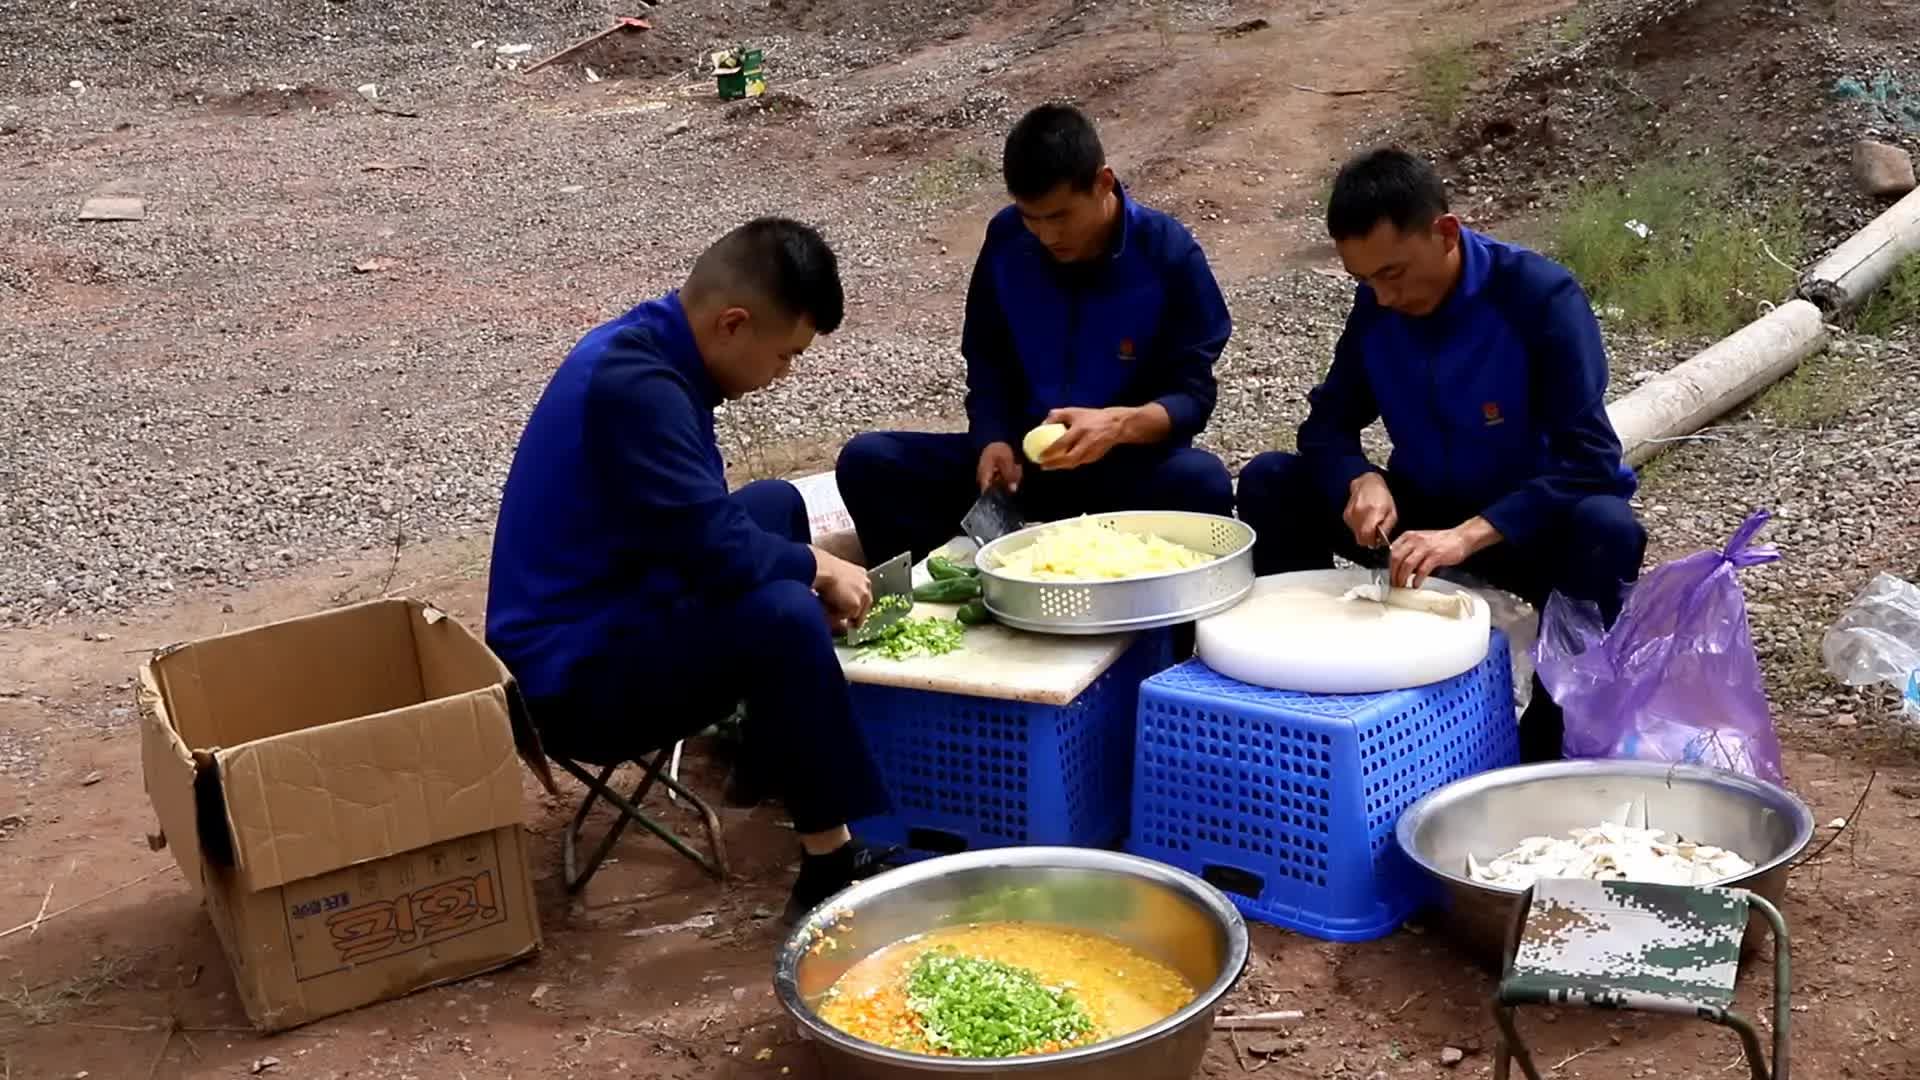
left=854, top=610, right=967, bottom=661
left=904, top=948, right=1093, bottom=1058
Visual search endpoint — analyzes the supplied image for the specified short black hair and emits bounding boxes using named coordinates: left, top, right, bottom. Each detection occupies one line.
left=1002, top=103, right=1106, bottom=200
left=686, top=217, right=845, bottom=334
left=1325, top=147, right=1450, bottom=240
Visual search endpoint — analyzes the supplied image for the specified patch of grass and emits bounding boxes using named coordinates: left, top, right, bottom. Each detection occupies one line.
left=1754, top=351, right=1867, bottom=429
left=1553, top=162, right=1806, bottom=338
left=1632, top=447, right=1682, bottom=492
left=1, top=955, right=132, bottom=1026
left=1855, top=252, right=1920, bottom=337
left=910, top=151, right=995, bottom=205
left=1411, top=40, right=1474, bottom=123
left=1190, top=103, right=1234, bottom=134
left=1554, top=9, right=1590, bottom=46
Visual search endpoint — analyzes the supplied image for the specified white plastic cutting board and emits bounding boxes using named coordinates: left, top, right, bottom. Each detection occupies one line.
left=1195, top=569, right=1492, bottom=694
left=835, top=602, right=1135, bottom=706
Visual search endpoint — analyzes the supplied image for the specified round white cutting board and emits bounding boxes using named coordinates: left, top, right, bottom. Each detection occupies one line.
left=1196, top=569, right=1492, bottom=694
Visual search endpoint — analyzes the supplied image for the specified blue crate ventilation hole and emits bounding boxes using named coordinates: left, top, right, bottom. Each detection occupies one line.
left=1127, top=631, right=1518, bottom=942
left=853, top=632, right=1175, bottom=860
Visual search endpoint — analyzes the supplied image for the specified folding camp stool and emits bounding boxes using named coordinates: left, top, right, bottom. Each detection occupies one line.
left=1491, top=878, right=1791, bottom=1080
left=552, top=745, right=730, bottom=892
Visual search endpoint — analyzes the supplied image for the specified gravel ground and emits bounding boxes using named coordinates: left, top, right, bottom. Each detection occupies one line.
left=4, top=0, right=1918, bottom=741
left=1405, top=0, right=1920, bottom=250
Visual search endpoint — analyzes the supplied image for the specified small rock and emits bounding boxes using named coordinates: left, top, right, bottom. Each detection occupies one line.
left=666, top=119, right=692, bottom=137
left=1851, top=139, right=1916, bottom=198
left=529, top=983, right=555, bottom=1008
left=250, top=1058, right=280, bottom=1075
left=357, top=83, right=379, bottom=101
left=1441, top=1046, right=1467, bottom=1067
left=77, top=196, right=145, bottom=222
left=1829, top=817, right=1848, bottom=830
left=80, top=771, right=103, bottom=786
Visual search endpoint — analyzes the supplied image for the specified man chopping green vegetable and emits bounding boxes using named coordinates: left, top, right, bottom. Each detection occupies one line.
left=485, top=218, right=896, bottom=922
left=835, top=103, right=1236, bottom=565
left=1236, top=149, right=1647, bottom=762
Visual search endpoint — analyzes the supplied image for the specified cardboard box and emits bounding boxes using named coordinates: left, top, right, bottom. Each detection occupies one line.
left=140, top=598, right=549, bottom=1032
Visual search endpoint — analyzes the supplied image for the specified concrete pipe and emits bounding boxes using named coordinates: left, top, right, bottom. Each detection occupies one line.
left=1797, top=186, right=1920, bottom=314
left=1606, top=298, right=1829, bottom=468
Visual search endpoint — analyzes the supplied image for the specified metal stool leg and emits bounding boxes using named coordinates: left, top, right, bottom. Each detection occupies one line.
left=1711, top=1011, right=1772, bottom=1080
left=558, top=749, right=729, bottom=892
left=1491, top=1002, right=1544, bottom=1080
left=1709, top=892, right=1791, bottom=1080
left=1492, top=885, right=1546, bottom=1080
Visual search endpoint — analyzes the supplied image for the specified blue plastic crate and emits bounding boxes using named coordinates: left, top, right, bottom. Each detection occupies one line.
left=853, top=631, right=1174, bottom=860
left=1126, top=631, right=1517, bottom=941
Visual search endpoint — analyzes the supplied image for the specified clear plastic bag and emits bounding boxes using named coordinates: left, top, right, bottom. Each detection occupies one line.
left=1822, top=573, right=1920, bottom=722
left=1535, top=510, right=1786, bottom=782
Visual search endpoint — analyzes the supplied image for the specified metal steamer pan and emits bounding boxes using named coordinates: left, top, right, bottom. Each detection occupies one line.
left=975, top=511, right=1256, bottom=635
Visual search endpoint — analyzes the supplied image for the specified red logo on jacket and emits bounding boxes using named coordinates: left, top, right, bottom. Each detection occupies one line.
left=1118, top=338, right=1136, bottom=360
left=1482, top=401, right=1504, bottom=426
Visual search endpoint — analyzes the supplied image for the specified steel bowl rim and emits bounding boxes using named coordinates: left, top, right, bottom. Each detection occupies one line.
left=1394, top=759, right=1818, bottom=897
left=985, top=578, right=1256, bottom=634
left=772, top=846, right=1251, bottom=1071
left=974, top=511, right=1256, bottom=588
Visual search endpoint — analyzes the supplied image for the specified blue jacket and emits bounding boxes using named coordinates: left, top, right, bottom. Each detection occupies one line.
left=963, top=188, right=1231, bottom=452
left=1298, top=228, right=1636, bottom=546
left=485, top=294, right=815, bottom=702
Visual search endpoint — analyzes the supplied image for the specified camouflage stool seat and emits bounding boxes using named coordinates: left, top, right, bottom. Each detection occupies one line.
left=1491, top=878, right=1791, bottom=1080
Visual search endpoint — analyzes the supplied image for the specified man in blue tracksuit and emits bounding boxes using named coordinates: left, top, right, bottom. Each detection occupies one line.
left=1237, top=148, right=1647, bottom=762
left=486, top=218, right=893, bottom=922
left=836, top=103, right=1235, bottom=565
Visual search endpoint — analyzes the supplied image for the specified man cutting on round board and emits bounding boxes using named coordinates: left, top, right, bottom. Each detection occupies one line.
left=485, top=218, right=896, bottom=923
left=835, top=103, right=1236, bottom=565
left=1236, top=148, right=1648, bottom=763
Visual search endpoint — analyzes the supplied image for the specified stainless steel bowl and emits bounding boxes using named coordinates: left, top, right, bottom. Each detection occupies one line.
left=774, top=847, right=1250, bottom=1079
left=1396, top=760, right=1815, bottom=966
left=975, top=512, right=1256, bottom=635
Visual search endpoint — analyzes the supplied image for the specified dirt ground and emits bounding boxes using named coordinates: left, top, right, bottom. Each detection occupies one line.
left=5, top=0, right=1920, bottom=1077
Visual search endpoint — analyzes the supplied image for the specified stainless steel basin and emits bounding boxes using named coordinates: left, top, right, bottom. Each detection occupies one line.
left=773, top=847, right=1249, bottom=1079
left=1396, top=759, right=1815, bottom=966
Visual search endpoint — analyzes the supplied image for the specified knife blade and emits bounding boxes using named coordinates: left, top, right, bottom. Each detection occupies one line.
left=845, top=551, right=912, bottom=646
left=1371, top=524, right=1393, bottom=605
left=960, top=488, right=1028, bottom=549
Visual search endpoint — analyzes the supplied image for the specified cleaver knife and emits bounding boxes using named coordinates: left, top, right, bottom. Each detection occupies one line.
left=960, top=488, right=1028, bottom=548
left=844, top=551, right=913, bottom=646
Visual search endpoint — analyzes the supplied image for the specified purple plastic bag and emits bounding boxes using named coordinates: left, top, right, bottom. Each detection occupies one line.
left=1535, top=509, right=1786, bottom=782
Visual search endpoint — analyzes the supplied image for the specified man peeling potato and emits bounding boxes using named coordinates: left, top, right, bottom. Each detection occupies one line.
left=837, top=104, right=1236, bottom=564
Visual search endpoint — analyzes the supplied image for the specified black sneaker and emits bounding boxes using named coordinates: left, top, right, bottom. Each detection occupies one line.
left=782, top=841, right=904, bottom=926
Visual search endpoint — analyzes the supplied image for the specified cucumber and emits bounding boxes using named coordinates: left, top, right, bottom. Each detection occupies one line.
left=927, top=555, right=977, bottom=581
left=913, top=576, right=983, bottom=604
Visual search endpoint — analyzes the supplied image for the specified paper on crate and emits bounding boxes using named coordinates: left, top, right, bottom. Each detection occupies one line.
left=139, top=598, right=546, bottom=1032
left=790, top=470, right=854, bottom=539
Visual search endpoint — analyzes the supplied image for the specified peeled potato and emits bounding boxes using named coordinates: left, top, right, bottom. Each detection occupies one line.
left=1023, top=422, right=1067, bottom=462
